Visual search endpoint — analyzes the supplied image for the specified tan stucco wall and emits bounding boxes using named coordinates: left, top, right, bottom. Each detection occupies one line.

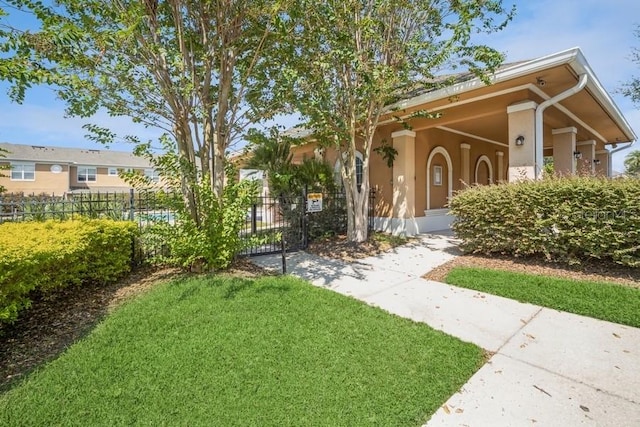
left=70, top=166, right=139, bottom=189
left=1, top=162, right=70, bottom=195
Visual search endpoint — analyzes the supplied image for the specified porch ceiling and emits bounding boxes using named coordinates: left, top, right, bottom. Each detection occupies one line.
left=384, top=52, right=635, bottom=146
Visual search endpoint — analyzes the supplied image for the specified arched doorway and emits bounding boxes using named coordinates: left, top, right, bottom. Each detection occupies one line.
left=426, top=146, right=453, bottom=210
left=474, top=155, right=493, bottom=185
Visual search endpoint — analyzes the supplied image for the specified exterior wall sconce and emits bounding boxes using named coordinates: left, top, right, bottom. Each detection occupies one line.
left=515, top=135, right=525, bottom=146
left=593, top=159, right=601, bottom=165
left=573, top=151, right=582, bottom=159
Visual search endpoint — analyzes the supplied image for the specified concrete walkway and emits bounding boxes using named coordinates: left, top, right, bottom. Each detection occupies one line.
left=251, top=233, right=640, bottom=426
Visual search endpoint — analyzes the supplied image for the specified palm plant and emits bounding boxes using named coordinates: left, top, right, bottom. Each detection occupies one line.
left=624, top=150, right=640, bottom=177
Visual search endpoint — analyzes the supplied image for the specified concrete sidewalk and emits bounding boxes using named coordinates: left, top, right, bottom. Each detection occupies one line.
left=251, top=233, right=640, bottom=426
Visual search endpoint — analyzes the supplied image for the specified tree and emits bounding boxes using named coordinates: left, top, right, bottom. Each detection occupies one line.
left=0, top=0, right=286, bottom=225
left=624, top=150, right=640, bottom=177
left=279, top=0, right=513, bottom=242
left=622, top=25, right=640, bottom=105
left=0, top=147, right=7, bottom=194
left=245, top=128, right=336, bottom=195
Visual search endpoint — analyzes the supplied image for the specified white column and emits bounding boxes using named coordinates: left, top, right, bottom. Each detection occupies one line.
left=391, top=130, right=416, bottom=220
left=507, top=101, right=537, bottom=181
left=552, top=127, right=577, bottom=176
left=577, top=140, right=596, bottom=175
left=496, top=151, right=504, bottom=182
left=460, top=143, right=471, bottom=185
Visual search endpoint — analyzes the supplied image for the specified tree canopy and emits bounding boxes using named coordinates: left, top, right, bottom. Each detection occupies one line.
left=624, top=150, right=640, bottom=177
left=278, top=0, right=514, bottom=241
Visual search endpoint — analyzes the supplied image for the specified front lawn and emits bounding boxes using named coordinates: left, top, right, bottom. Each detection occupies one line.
left=1, top=275, right=483, bottom=426
left=445, top=267, right=640, bottom=327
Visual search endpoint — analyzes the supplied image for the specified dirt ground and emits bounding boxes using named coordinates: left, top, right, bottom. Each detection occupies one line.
left=2, top=235, right=637, bottom=391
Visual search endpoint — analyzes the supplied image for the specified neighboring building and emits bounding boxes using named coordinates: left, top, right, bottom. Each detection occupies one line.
left=288, top=47, right=637, bottom=235
left=0, top=142, right=158, bottom=195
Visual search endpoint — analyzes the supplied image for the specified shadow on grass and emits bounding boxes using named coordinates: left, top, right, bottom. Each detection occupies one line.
left=0, top=266, right=181, bottom=394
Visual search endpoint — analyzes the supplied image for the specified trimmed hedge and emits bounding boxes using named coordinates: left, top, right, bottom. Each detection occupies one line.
left=449, top=177, right=640, bottom=267
left=0, top=219, right=138, bottom=324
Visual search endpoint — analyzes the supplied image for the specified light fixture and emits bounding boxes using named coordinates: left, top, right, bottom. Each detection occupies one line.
left=593, top=159, right=601, bottom=165
left=573, top=151, right=582, bottom=160
left=515, top=135, right=525, bottom=146
left=536, top=77, right=546, bottom=87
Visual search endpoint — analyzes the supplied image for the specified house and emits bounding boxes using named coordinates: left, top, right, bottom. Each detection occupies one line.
left=0, top=142, right=158, bottom=195
left=287, top=47, right=637, bottom=235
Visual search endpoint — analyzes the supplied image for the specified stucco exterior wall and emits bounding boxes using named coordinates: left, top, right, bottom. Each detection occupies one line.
left=1, top=162, right=70, bottom=195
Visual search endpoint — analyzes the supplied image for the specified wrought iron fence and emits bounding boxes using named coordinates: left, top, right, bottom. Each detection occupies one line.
left=1, top=188, right=376, bottom=259
left=0, top=190, right=175, bottom=226
left=238, top=189, right=376, bottom=256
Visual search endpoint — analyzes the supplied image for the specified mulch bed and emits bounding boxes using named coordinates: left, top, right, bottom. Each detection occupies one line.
left=0, top=259, right=271, bottom=392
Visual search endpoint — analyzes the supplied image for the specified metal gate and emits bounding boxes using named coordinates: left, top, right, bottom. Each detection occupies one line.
left=240, top=190, right=375, bottom=257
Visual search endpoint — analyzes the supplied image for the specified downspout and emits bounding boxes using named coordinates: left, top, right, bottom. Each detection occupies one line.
left=609, top=140, right=636, bottom=177
left=534, top=73, right=589, bottom=178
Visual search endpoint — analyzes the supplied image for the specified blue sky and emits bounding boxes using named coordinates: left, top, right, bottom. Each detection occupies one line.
left=1, top=0, right=640, bottom=172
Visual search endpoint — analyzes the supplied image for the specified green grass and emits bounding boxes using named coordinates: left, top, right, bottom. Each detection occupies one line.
left=445, top=267, right=640, bottom=327
left=1, top=275, right=483, bottom=426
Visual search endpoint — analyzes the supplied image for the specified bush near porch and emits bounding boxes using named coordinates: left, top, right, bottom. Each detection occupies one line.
left=0, top=219, right=137, bottom=324
left=449, top=177, right=640, bottom=267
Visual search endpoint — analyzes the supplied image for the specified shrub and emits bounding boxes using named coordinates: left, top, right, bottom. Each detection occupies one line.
left=0, top=218, right=137, bottom=324
left=449, top=176, right=640, bottom=267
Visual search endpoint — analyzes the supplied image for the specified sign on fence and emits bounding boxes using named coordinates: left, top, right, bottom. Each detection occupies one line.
left=306, top=193, right=323, bottom=213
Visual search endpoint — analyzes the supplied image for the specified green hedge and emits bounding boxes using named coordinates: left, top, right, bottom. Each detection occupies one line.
left=449, top=177, right=640, bottom=267
left=0, top=219, right=138, bottom=324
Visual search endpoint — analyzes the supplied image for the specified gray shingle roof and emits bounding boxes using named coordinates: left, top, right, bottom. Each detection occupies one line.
left=0, top=142, right=152, bottom=168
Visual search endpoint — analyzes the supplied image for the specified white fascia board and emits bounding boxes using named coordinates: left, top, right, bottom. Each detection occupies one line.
left=387, top=47, right=637, bottom=143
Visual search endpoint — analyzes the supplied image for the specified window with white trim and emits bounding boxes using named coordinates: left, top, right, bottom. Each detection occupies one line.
left=334, top=152, right=364, bottom=191
left=77, top=166, right=97, bottom=182
left=11, top=163, right=36, bottom=181
left=108, top=167, right=118, bottom=176
left=144, top=169, right=161, bottom=183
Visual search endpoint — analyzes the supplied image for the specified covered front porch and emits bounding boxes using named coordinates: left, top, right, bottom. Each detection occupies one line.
left=371, top=48, right=636, bottom=236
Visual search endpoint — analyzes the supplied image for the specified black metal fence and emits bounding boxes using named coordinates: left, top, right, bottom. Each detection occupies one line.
left=1, top=189, right=376, bottom=259
left=0, top=190, right=175, bottom=226
left=239, top=190, right=376, bottom=256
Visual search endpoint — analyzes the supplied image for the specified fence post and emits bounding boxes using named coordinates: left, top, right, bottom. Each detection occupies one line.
left=251, top=203, right=257, bottom=234
left=302, top=186, right=309, bottom=250
left=129, top=189, right=135, bottom=221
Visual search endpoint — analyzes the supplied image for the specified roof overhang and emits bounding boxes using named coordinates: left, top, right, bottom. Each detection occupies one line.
left=389, top=47, right=636, bottom=143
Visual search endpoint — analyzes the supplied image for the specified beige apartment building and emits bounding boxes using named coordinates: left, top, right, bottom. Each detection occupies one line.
left=0, top=142, right=158, bottom=195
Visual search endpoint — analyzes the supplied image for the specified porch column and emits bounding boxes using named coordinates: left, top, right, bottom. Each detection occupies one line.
left=595, top=150, right=610, bottom=176
left=507, top=101, right=537, bottom=181
left=552, top=127, right=577, bottom=176
left=577, top=140, right=596, bottom=175
left=460, top=143, right=471, bottom=185
left=391, top=130, right=416, bottom=220
left=496, top=151, right=504, bottom=182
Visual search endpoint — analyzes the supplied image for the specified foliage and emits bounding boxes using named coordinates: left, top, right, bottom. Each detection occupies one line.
left=245, top=128, right=336, bottom=195
left=0, top=275, right=483, bottom=425
left=373, top=139, right=398, bottom=169
left=446, top=267, right=640, bottom=327
left=449, top=177, right=640, bottom=267
left=277, top=0, right=514, bottom=242
left=622, top=25, right=640, bottom=105
left=624, top=150, right=640, bottom=177
left=130, top=142, right=259, bottom=270
left=0, top=219, right=137, bottom=324
left=0, top=0, right=287, bottom=224
left=0, top=147, right=7, bottom=194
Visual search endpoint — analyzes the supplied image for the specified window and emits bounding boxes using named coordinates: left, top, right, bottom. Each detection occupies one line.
left=108, top=167, right=118, bottom=176
left=144, top=169, right=161, bottom=183
left=334, top=151, right=364, bottom=191
left=77, top=166, right=97, bottom=182
left=433, top=165, right=443, bottom=186
left=11, top=163, right=36, bottom=181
